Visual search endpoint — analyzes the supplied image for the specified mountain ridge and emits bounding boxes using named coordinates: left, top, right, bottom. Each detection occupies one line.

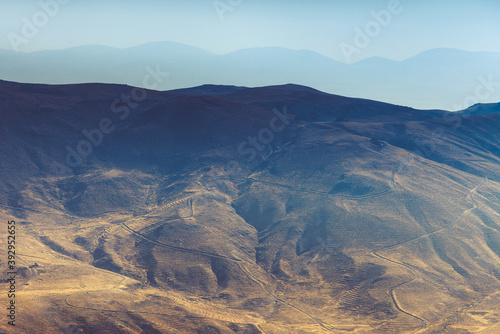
left=2, top=80, right=500, bottom=333
left=2, top=42, right=500, bottom=110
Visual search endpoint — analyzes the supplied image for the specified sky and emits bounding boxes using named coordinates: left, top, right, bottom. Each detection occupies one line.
left=1, top=0, right=500, bottom=63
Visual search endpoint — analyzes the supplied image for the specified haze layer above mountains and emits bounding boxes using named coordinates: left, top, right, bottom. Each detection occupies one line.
left=1, top=80, right=500, bottom=333
left=1, top=42, right=500, bottom=110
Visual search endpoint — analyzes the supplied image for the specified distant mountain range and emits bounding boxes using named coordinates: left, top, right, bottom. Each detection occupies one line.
left=1, top=42, right=499, bottom=110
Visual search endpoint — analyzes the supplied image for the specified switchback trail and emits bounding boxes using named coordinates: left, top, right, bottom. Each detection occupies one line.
left=121, top=222, right=242, bottom=262
left=112, top=154, right=417, bottom=332
left=1, top=154, right=414, bottom=332
left=390, top=155, right=414, bottom=190
left=121, top=197, right=341, bottom=332
left=235, top=260, right=342, bottom=332
left=121, top=197, right=243, bottom=262
left=215, top=154, right=414, bottom=201
left=370, top=178, right=486, bottom=333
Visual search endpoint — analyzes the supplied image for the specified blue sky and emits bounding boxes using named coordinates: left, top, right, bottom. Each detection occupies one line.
left=1, top=0, right=500, bottom=63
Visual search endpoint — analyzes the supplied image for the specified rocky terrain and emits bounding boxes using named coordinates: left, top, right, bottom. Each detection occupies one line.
left=1, top=80, right=500, bottom=333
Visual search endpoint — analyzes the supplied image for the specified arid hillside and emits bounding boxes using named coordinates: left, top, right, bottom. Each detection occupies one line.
left=1, top=80, right=500, bottom=333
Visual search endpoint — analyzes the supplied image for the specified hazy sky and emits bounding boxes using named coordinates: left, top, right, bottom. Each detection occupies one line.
left=1, top=0, right=499, bottom=63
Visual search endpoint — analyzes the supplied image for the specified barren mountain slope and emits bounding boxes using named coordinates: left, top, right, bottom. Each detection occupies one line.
left=1, top=81, right=500, bottom=333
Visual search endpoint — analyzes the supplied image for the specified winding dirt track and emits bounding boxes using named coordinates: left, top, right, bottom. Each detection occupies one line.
left=3, top=153, right=485, bottom=333
left=216, top=154, right=414, bottom=201
left=121, top=196, right=342, bottom=332
left=17, top=192, right=333, bottom=332
left=228, top=154, right=486, bottom=332
left=0, top=155, right=415, bottom=333
left=370, top=170, right=486, bottom=333
left=220, top=176, right=394, bottom=200
left=121, top=222, right=242, bottom=263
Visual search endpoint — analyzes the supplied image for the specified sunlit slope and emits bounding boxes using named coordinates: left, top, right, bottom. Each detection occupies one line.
left=1, top=81, right=500, bottom=333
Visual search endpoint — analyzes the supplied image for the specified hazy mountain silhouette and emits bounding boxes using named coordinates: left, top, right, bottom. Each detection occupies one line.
left=1, top=42, right=500, bottom=110
left=1, top=80, right=500, bottom=333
